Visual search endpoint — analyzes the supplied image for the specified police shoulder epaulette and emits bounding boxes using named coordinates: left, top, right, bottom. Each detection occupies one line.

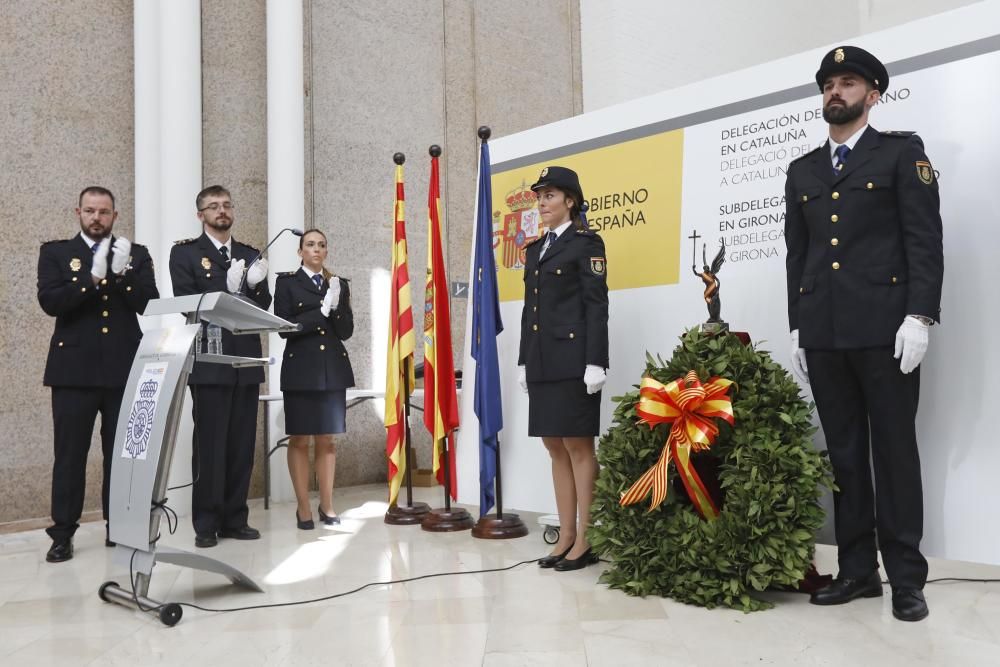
left=880, top=130, right=915, bottom=137
left=276, top=271, right=296, bottom=277
left=575, top=226, right=596, bottom=236
left=41, top=239, right=65, bottom=246
left=233, top=239, right=260, bottom=253
left=174, top=237, right=197, bottom=245
left=788, top=144, right=823, bottom=167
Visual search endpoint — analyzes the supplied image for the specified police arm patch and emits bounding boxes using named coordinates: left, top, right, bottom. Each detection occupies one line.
left=590, top=257, right=606, bottom=275
left=915, top=160, right=934, bottom=185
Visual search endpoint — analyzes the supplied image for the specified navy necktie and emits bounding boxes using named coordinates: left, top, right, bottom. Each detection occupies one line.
left=833, top=144, right=851, bottom=175
left=219, top=245, right=230, bottom=266
left=541, top=231, right=557, bottom=257
left=91, top=244, right=98, bottom=254
left=312, top=274, right=323, bottom=289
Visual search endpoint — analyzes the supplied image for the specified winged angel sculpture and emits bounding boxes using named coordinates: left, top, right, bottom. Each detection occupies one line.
left=693, top=240, right=726, bottom=323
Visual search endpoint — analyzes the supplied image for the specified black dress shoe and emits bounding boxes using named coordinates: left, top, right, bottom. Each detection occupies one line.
left=46, top=538, right=73, bottom=563
left=218, top=525, right=261, bottom=540
left=892, top=588, right=929, bottom=622
left=538, top=545, right=572, bottom=568
left=296, top=510, right=315, bottom=530
left=553, top=548, right=600, bottom=572
left=195, top=533, right=218, bottom=548
left=318, top=505, right=340, bottom=526
left=809, top=571, right=883, bottom=605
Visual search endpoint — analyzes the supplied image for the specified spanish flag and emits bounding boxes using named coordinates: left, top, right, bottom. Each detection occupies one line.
left=385, top=163, right=416, bottom=506
left=423, top=149, right=460, bottom=498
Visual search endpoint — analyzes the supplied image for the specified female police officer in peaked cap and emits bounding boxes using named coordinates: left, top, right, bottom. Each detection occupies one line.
left=518, top=166, right=609, bottom=571
left=274, top=229, right=355, bottom=530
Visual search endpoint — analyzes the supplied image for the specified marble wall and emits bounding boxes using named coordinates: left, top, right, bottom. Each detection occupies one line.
left=0, top=0, right=582, bottom=525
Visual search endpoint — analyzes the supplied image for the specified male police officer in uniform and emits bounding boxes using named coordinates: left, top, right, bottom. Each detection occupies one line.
left=169, top=185, right=271, bottom=548
left=784, top=46, right=943, bottom=621
left=37, top=186, right=159, bottom=562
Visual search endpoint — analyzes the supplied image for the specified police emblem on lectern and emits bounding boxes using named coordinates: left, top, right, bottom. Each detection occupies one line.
left=121, top=362, right=168, bottom=460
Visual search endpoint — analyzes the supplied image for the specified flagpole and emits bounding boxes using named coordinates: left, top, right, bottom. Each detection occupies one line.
left=385, top=151, right=429, bottom=526
left=421, top=144, right=473, bottom=532
left=470, top=126, right=527, bottom=540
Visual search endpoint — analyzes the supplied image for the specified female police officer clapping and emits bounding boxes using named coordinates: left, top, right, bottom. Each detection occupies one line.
left=518, top=166, right=609, bottom=571
left=274, top=229, right=355, bottom=529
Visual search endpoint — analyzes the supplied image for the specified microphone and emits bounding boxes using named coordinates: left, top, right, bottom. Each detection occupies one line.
left=238, top=227, right=304, bottom=295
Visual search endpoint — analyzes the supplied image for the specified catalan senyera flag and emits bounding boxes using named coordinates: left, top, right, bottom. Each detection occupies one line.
left=423, top=151, right=460, bottom=499
left=384, top=163, right=416, bottom=506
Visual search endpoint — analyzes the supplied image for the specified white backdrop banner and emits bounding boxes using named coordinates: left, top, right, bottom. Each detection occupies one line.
left=456, top=4, right=1000, bottom=565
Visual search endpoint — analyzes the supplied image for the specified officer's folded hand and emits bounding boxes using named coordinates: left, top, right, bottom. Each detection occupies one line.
left=227, top=258, right=246, bottom=293
left=894, top=315, right=929, bottom=374
left=584, top=365, right=606, bottom=394
left=321, top=279, right=340, bottom=317
left=246, top=258, right=268, bottom=288
left=111, top=237, right=131, bottom=275
left=790, top=329, right=809, bottom=384
left=91, top=237, right=111, bottom=281
left=517, top=365, right=528, bottom=393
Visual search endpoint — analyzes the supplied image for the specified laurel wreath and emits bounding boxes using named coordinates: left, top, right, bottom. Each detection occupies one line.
left=590, top=329, right=834, bottom=612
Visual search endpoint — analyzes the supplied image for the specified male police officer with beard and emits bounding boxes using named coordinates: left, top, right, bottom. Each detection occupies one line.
left=169, top=185, right=271, bottom=548
left=37, top=186, right=159, bottom=562
left=784, top=46, right=943, bottom=622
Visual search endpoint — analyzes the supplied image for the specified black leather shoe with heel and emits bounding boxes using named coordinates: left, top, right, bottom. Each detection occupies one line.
left=538, top=545, right=572, bottom=568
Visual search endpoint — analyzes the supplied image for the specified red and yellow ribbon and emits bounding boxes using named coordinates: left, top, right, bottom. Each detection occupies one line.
left=619, top=370, right=734, bottom=518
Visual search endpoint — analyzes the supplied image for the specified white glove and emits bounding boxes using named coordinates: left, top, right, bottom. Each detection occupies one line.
left=246, top=257, right=268, bottom=288
left=227, top=258, right=246, bottom=293
left=91, top=237, right=111, bottom=280
left=894, top=315, right=930, bottom=374
left=790, top=329, right=809, bottom=384
left=517, top=365, right=528, bottom=393
left=584, top=365, right=606, bottom=394
left=110, top=237, right=131, bottom=275
left=321, top=276, right=341, bottom=316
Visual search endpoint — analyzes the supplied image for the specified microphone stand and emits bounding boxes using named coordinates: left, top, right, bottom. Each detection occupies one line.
left=236, top=227, right=304, bottom=295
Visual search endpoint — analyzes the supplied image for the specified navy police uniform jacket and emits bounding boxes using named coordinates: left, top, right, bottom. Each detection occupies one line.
left=168, top=232, right=272, bottom=385
left=274, top=269, right=355, bottom=392
left=785, top=127, right=943, bottom=349
left=518, top=226, right=609, bottom=381
left=38, top=235, right=159, bottom=387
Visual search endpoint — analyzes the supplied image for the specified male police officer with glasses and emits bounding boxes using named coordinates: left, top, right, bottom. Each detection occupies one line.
left=785, top=46, right=943, bottom=622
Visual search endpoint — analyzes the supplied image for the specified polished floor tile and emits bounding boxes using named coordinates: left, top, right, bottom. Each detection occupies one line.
left=1, top=483, right=998, bottom=666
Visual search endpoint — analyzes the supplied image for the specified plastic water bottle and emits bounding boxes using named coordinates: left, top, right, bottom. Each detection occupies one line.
left=207, top=324, right=222, bottom=355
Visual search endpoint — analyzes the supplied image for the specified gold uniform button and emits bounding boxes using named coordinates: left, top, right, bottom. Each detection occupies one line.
left=830, top=214, right=839, bottom=223
left=799, top=287, right=804, bottom=294
left=831, top=191, right=840, bottom=200
left=891, top=276, right=898, bottom=284
left=206, top=273, right=211, bottom=278
left=533, top=288, right=538, bottom=294
left=298, top=302, right=303, bottom=307
left=556, top=269, right=562, bottom=275
left=533, top=306, right=537, bottom=312
left=320, top=330, right=326, bottom=335
left=831, top=238, right=839, bottom=246
left=342, top=352, right=347, bottom=357
left=534, top=270, right=539, bottom=276
left=72, top=276, right=78, bottom=282
left=101, top=327, right=109, bottom=334
left=866, top=182, right=874, bottom=190
left=569, top=332, right=575, bottom=339
left=288, top=353, right=294, bottom=357
left=320, top=344, right=326, bottom=351
left=532, top=324, right=538, bottom=331
left=101, top=279, right=107, bottom=286
left=102, top=295, right=109, bottom=301
left=125, top=286, right=132, bottom=292
left=801, top=195, right=808, bottom=202
left=832, top=262, right=841, bottom=270
left=102, top=310, right=109, bottom=317
left=58, top=341, right=64, bottom=347
left=81, top=287, right=87, bottom=293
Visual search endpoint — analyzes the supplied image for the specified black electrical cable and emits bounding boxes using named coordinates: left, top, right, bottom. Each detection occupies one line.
left=127, top=552, right=546, bottom=616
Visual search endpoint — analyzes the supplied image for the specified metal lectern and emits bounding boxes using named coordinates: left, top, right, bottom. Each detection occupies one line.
left=98, top=292, right=299, bottom=626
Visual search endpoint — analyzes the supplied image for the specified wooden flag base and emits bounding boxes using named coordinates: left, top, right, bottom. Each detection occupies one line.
left=421, top=507, right=474, bottom=532
left=384, top=502, right=431, bottom=525
left=471, top=513, right=529, bottom=539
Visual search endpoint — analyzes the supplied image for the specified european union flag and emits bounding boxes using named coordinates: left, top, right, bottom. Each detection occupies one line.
left=471, top=137, right=504, bottom=517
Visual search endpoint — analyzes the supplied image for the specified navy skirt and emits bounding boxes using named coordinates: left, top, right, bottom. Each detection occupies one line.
left=284, top=389, right=347, bottom=435
left=527, top=378, right=601, bottom=437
